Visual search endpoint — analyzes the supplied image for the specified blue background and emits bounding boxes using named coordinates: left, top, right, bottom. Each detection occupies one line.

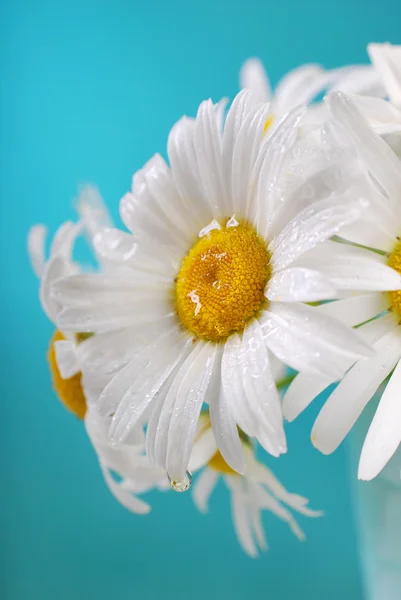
left=1, top=1, right=400, bottom=598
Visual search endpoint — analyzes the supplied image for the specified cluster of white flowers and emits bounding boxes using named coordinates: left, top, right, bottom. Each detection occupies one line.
left=29, top=42, right=401, bottom=556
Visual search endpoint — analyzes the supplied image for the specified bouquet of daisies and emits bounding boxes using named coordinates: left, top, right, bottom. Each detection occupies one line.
left=28, top=42, right=401, bottom=557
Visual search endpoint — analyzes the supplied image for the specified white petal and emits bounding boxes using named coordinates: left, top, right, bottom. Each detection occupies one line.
left=239, top=58, right=271, bottom=103
left=221, top=333, right=259, bottom=437
left=75, top=185, right=113, bottom=245
left=255, top=484, right=305, bottom=541
left=350, top=95, right=401, bottom=136
left=28, top=225, right=47, bottom=278
left=96, top=327, right=184, bottom=416
left=54, top=340, right=80, bottom=379
left=249, top=502, right=268, bottom=552
left=274, top=64, right=324, bottom=115
left=315, top=293, right=390, bottom=327
left=167, top=116, right=211, bottom=228
left=269, top=194, right=366, bottom=272
left=100, top=465, right=151, bottom=514
left=192, top=468, right=219, bottom=513
left=226, top=477, right=258, bottom=557
left=241, top=320, right=286, bottom=456
left=312, top=326, right=401, bottom=454
left=209, top=347, right=245, bottom=475
left=189, top=426, right=217, bottom=472
left=166, top=343, right=218, bottom=481
left=358, top=357, right=401, bottom=480
left=261, top=302, right=373, bottom=379
left=194, top=99, right=225, bottom=215
left=328, top=92, right=401, bottom=211
left=222, top=90, right=258, bottom=214
left=232, top=103, right=271, bottom=216
left=283, top=372, right=334, bottom=422
left=50, top=221, right=82, bottom=259
left=266, top=268, right=337, bottom=302
left=251, top=106, right=305, bottom=236
left=368, top=43, right=401, bottom=106
left=297, top=241, right=401, bottom=292
left=328, top=65, right=385, bottom=97
left=40, top=256, right=75, bottom=323
left=109, top=337, right=191, bottom=444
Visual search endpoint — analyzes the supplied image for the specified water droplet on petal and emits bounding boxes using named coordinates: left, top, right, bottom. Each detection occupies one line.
left=168, top=470, right=193, bottom=493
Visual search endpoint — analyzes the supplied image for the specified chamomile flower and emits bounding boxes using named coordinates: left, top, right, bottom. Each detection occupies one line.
left=283, top=92, right=401, bottom=481
left=240, top=55, right=385, bottom=128
left=52, top=90, right=372, bottom=487
left=190, top=415, right=322, bottom=557
left=28, top=185, right=114, bottom=401
left=29, top=188, right=166, bottom=512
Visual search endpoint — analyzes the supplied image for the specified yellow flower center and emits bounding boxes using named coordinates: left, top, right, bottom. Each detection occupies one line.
left=387, top=239, right=401, bottom=317
left=48, top=330, right=87, bottom=419
left=175, top=219, right=271, bottom=342
left=208, top=451, right=239, bottom=475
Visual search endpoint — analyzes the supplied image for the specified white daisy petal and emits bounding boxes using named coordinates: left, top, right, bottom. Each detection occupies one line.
left=40, top=256, right=75, bottom=322
left=255, top=484, right=305, bottom=541
left=249, top=501, right=268, bottom=552
left=49, top=221, right=82, bottom=259
left=368, top=43, right=401, bottom=106
left=100, top=465, right=151, bottom=514
left=252, top=106, right=305, bottom=235
left=226, top=477, right=258, bottom=558
left=269, top=194, right=366, bottom=272
left=54, top=340, right=80, bottom=379
left=167, top=116, right=211, bottom=227
left=312, top=326, right=401, bottom=455
left=192, top=467, right=219, bottom=513
left=358, top=358, right=401, bottom=481
left=28, top=225, right=47, bottom=278
left=109, top=337, right=192, bottom=444
left=239, top=58, right=272, bottom=103
left=75, top=185, right=113, bottom=244
left=261, top=302, right=373, bottom=379
left=194, top=99, right=225, bottom=215
left=188, top=424, right=218, bottom=472
left=221, top=333, right=259, bottom=438
left=222, top=89, right=258, bottom=212
left=328, top=92, right=401, bottom=212
left=209, top=348, right=245, bottom=475
left=315, top=293, right=390, bottom=327
left=166, top=343, right=218, bottom=481
left=274, top=64, right=323, bottom=115
left=266, top=267, right=337, bottom=303
left=241, top=320, right=286, bottom=456
left=97, top=328, right=184, bottom=416
left=283, top=372, right=334, bottom=423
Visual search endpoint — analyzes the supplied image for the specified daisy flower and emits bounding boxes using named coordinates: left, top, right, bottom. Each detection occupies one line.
left=52, top=90, right=372, bottom=489
left=190, top=414, right=322, bottom=557
left=239, top=54, right=385, bottom=126
left=85, top=407, right=167, bottom=514
left=29, top=187, right=166, bottom=513
left=283, top=92, right=401, bottom=481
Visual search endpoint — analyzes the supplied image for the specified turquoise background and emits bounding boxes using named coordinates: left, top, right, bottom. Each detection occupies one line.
left=1, top=1, right=400, bottom=598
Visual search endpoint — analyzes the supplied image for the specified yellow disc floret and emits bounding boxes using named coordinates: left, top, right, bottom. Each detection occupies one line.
left=48, top=330, right=87, bottom=419
left=208, top=451, right=239, bottom=475
left=388, top=239, right=401, bottom=317
left=175, top=219, right=271, bottom=341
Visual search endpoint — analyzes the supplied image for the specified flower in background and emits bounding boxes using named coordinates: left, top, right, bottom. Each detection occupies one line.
left=28, top=187, right=166, bottom=513
left=239, top=52, right=385, bottom=128
left=190, top=415, right=322, bottom=557
left=283, top=92, right=401, bottom=481
left=51, top=90, right=373, bottom=488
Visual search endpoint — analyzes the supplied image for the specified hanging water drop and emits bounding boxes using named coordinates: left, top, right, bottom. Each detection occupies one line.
left=168, top=470, right=193, bottom=493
